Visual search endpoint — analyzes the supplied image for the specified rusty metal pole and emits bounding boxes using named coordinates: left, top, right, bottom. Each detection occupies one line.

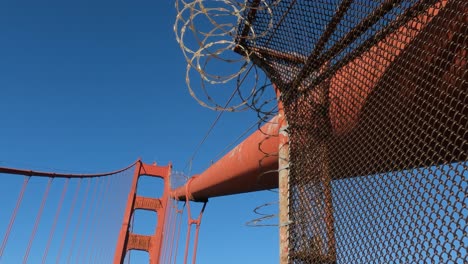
left=321, top=144, right=335, bottom=262
left=321, top=63, right=336, bottom=263
left=277, top=87, right=290, bottom=264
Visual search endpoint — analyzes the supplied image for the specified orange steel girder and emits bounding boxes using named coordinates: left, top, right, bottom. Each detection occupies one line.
left=114, top=161, right=172, bottom=264
left=172, top=117, right=280, bottom=201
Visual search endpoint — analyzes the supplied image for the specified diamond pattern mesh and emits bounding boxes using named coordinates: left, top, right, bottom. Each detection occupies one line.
left=236, top=0, right=467, bottom=263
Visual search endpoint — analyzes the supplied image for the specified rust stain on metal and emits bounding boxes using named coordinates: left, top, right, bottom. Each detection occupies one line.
left=277, top=87, right=290, bottom=264
left=134, top=196, right=163, bottom=211
left=126, top=234, right=152, bottom=251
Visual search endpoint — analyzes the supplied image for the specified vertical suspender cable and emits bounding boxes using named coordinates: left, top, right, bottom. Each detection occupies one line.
left=23, top=177, right=53, bottom=264
left=126, top=201, right=135, bottom=264
left=183, top=178, right=208, bottom=264
left=97, top=170, right=121, bottom=263
left=169, top=200, right=178, bottom=263
left=85, top=176, right=106, bottom=263
left=0, top=176, right=30, bottom=259
left=183, top=179, right=195, bottom=264
left=172, top=202, right=185, bottom=264
left=161, top=199, right=171, bottom=263
left=67, top=178, right=91, bottom=263
left=191, top=202, right=207, bottom=264
left=56, top=179, right=82, bottom=264
left=93, top=175, right=112, bottom=263
left=76, top=177, right=100, bottom=263
left=42, top=178, right=69, bottom=264
left=165, top=200, right=177, bottom=263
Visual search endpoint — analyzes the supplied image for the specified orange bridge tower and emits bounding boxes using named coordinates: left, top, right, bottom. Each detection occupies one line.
left=113, top=160, right=172, bottom=264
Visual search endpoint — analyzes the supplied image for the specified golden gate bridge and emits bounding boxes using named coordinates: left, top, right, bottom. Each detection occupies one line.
left=1, top=0, right=466, bottom=263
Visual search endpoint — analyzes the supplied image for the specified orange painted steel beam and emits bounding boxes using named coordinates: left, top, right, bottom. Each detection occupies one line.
left=172, top=117, right=280, bottom=201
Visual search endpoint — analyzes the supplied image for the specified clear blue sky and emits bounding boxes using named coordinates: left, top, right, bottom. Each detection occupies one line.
left=0, top=1, right=278, bottom=263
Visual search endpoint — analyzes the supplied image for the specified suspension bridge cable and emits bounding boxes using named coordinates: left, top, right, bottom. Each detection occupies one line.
left=56, top=178, right=82, bottom=264
left=90, top=175, right=112, bottom=263
left=0, top=176, right=30, bottom=259
left=23, top=177, right=53, bottom=264
left=168, top=202, right=180, bottom=263
left=67, top=178, right=91, bottom=263
left=183, top=64, right=256, bottom=174
left=105, top=170, right=130, bottom=263
left=97, top=174, right=116, bottom=263
left=127, top=198, right=136, bottom=264
left=0, top=160, right=137, bottom=178
left=42, top=178, right=70, bottom=264
left=167, top=204, right=176, bottom=263
left=0, top=160, right=96, bottom=174
left=172, top=202, right=186, bottom=264
left=209, top=118, right=265, bottom=164
left=161, top=200, right=172, bottom=263
left=77, top=177, right=100, bottom=263
left=183, top=90, right=236, bottom=173
left=0, top=163, right=136, bottom=263
left=168, top=201, right=180, bottom=263
left=191, top=204, right=207, bottom=264
left=84, top=177, right=105, bottom=263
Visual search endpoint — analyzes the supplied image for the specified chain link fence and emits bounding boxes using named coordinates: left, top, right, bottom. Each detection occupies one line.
left=236, top=0, right=467, bottom=263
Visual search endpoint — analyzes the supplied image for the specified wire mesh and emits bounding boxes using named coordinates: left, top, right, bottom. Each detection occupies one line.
left=236, top=0, right=467, bottom=263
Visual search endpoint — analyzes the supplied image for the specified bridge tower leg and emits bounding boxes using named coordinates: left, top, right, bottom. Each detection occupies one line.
left=114, top=160, right=172, bottom=264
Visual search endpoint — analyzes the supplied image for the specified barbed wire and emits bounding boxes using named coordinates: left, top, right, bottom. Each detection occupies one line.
left=174, top=0, right=281, bottom=112
left=174, top=0, right=290, bottom=228
left=246, top=201, right=278, bottom=227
